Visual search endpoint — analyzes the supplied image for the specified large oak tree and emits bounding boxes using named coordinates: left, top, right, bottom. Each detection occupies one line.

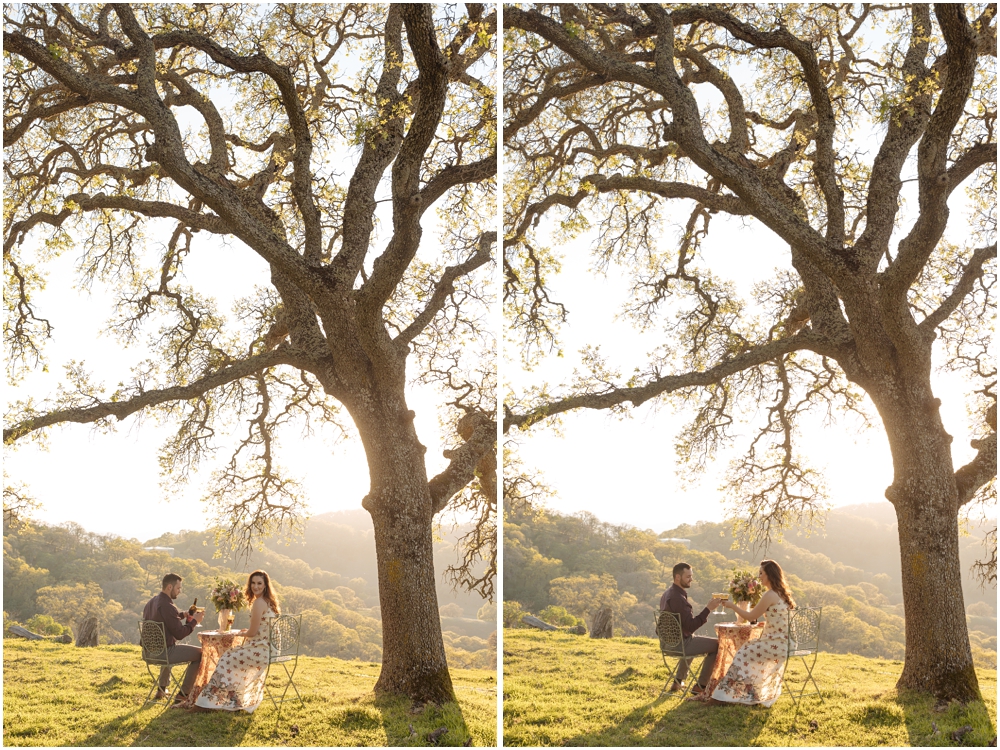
left=504, top=3, right=995, bottom=702
left=4, top=3, right=496, bottom=703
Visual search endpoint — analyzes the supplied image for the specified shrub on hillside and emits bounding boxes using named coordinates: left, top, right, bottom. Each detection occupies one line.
left=446, top=644, right=497, bottom=669
left=538, top=605, right=582, bottom=627
left=503, top=601, right=528, bottom=628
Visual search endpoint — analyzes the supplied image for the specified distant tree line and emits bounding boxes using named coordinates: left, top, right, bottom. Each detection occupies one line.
left=4, top=518, right=496, bottom=669
left=504, top=505, right=996, bottom=669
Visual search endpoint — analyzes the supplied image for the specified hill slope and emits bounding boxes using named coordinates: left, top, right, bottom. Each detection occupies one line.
left=502, top=630, right=996, bottom=747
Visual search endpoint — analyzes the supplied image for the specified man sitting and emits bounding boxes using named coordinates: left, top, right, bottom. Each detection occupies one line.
left=659, top=562, right=722, bottom=695
left=142, top=573, right=205, bottom=703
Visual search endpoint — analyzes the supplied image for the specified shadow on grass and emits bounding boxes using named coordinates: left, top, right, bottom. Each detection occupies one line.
left=894, top=688, right=998, bottom=747
left=559, top=689, right=774, bottom=747
left=369, top=693, right=474, bottom=747
left=78, top=702, right=254, bottom=747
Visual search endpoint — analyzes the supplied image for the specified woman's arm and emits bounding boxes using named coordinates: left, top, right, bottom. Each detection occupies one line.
left=725, top=590, right=779, bottom=621
left=243, top=598, right=267, bottom=638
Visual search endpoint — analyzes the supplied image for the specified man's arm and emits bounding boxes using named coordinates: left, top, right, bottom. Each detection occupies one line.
left=665, top=590, right=703, bottom=635
left=682, top=598, right=710, bottom=635
left=157, top=598, right=195, bottom=641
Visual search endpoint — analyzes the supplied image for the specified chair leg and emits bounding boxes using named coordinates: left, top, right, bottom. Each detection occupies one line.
left=800, top=654, right=824, bottom=703
left=281, top=661, right=303, bottom=706
left=144, top=663, right=161, bottom=706
left=679, top=656, right=705, bottom=700
left=143, top=663, right=182, bottom=708
left=265, top=661, right=302, bottom=716
left=782, top=655, right=822, bottom=721
left=662, top=654, right=704, bottom=699
left=660, top=653, right=680, bottom=694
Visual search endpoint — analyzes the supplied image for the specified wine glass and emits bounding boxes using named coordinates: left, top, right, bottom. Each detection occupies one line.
left=713, top=592, right=729, bottom=614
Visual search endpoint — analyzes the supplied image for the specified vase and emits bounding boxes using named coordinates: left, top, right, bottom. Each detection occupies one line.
left=218, top=608, right=231, bottom=631
left=735, top=601, right=749, bottom=624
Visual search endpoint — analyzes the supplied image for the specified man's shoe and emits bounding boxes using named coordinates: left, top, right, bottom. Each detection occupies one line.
left=691, top=684, right=707, bottom=696
left=154, top=688, right=169, bottom=701
left=668, top=680, right=685, bottom=693
left=172, top=692, right=188, bottom=706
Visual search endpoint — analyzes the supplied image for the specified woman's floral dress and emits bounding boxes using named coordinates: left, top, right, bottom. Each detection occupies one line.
left=711, top=599, right=789, bottom=706
left=195, top=607, right=274, bottom=712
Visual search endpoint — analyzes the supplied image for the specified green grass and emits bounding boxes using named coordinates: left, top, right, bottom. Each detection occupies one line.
left=3, top=640, right=496, bottom=746
left=502, top=630, right=997, bottom=746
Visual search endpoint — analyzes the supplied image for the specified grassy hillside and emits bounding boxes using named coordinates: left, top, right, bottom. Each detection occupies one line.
left=3, top=640, right=496, bottom=747
left=502, top=630, right=997, bottom=747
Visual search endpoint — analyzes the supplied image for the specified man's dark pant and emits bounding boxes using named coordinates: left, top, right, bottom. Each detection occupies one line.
left=160, top=644, right=202, bottom=696
left=666, top=635, right=718, bottom=687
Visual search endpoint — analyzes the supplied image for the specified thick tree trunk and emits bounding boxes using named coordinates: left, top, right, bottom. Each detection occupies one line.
left=877, top=383, right=981, bottom=702
left=356, top=401, right=456, bottom=704
left=895, top=499, right=980, bottom=701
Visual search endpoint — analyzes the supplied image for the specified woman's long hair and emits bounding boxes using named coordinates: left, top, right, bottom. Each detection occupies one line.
left=760, top=559, right=796, bottom=609
left=245, top=570, right=281, bottom=615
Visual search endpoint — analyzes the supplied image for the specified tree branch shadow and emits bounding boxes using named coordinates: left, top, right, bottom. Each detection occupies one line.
left=78, top=703, right=254, bottom=747
left=369, top=693, right=475, bottom=747
left=894, top=686, right=997, bottom=747
left=558, top=690, right=773, bottom=747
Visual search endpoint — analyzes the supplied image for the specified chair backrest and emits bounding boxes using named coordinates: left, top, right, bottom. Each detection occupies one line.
left=138, top=619, right=169, bottom=663
left=655, top=609, right=684, bottom=652
left=788, top=606, right=822, bottom=655
left=269, top=614, right=301, bottom=663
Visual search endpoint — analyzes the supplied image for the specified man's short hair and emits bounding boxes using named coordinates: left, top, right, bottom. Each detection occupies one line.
left=162, top=573, right=183, bottom=589
left=672, top=562, right=692, bottom=579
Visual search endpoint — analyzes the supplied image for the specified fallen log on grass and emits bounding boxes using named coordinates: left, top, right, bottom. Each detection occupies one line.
left=7, top=625, right=72, bottom=643
left=8, top=624, right=44, bottom=640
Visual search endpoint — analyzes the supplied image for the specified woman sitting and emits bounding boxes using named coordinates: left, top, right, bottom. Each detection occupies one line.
left=194, top=570, right=280, bottom=713
left=710, top=559, right=794, bottom=707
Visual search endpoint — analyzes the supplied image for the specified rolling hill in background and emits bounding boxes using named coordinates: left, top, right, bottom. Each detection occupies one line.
left=503, top=502, right=996, bottom=669
left=4, top=511, right=496, bottom=669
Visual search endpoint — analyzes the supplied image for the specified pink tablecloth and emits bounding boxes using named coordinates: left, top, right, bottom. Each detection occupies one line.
left=183, top=629, right=247, bottom=705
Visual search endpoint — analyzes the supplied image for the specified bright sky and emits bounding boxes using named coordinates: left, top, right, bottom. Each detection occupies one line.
left=5, top=16, right=497, bottom=544
left=506, top=203, right=985, bottom=536
left=5, top=232, right=461, bottom=541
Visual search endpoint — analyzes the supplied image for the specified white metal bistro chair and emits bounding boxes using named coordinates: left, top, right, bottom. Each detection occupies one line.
left=265, top=614, right=303, bottom=716
left=138, top=619, right=183, bottom=707
left=654, top=610, right=706, bottom=700
left=782, top=606, right=824, bottom=718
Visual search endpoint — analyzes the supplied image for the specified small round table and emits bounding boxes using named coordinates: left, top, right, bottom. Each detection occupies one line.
left=183, top=629, right=247, bottom=705
left=696, top=621, right=765, bottom=699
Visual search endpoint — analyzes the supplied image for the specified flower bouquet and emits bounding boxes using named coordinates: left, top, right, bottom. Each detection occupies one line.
left=209, top=577, right=247, bottom=631
left=728, top=568, right=762, bottom=621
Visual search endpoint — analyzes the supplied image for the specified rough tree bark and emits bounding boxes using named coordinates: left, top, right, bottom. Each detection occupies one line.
left=590, top=607, right=613, bottom=639
left=75, top=616, right=99, bottom=648
left=874, top=369, right=980, bottom=697
left=356, top=400, right=454, bottom=702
